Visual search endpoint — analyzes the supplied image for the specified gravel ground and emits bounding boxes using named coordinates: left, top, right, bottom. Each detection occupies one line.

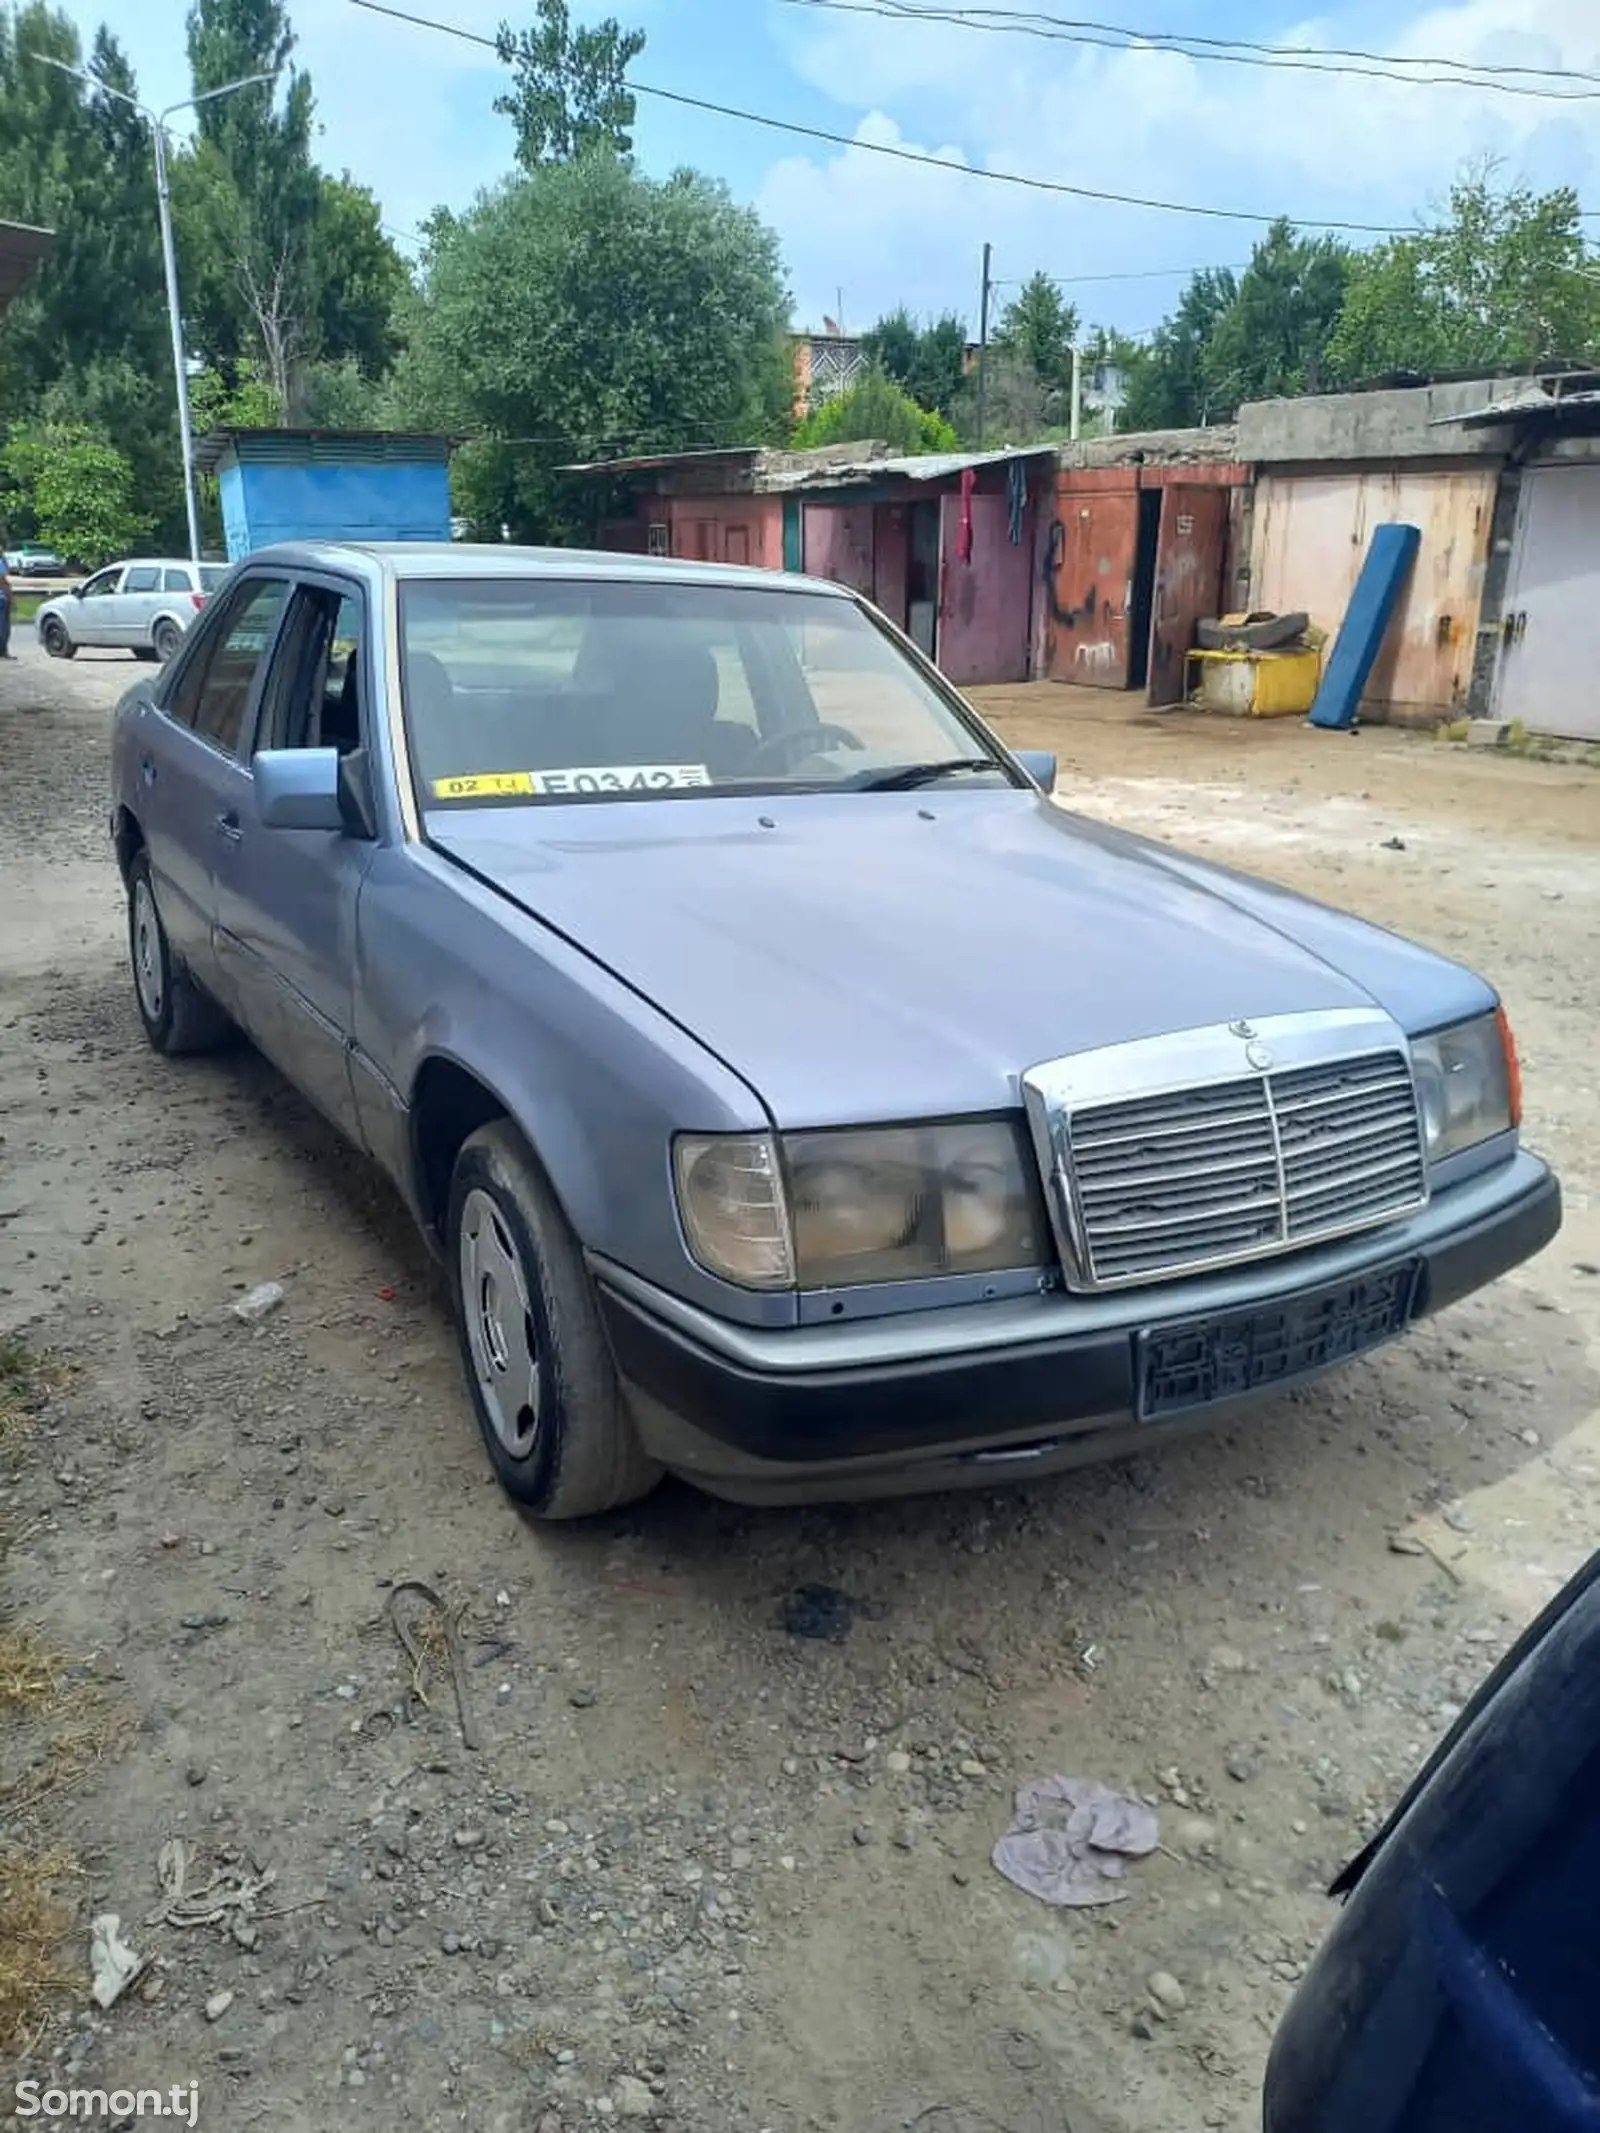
left=3, top=643, right=1597, bottom=2133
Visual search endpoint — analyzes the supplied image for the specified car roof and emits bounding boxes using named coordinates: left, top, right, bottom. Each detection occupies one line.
left=237, top=540, right=852, bottom=599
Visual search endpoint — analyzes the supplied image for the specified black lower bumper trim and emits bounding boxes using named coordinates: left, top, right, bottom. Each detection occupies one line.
left=599, top=1290, right=1133, bottom=1463
left=597, top=1166, right=1562, bottom=1470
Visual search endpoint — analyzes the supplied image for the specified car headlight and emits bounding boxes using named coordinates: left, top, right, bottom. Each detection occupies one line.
left=673, top=1120, right=1045, bottom=1290
left=1411, top=1011, right=1519, bottom=1164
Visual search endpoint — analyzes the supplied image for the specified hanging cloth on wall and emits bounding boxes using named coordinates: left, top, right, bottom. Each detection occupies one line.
left=1006, top=458, right=1027, bottom=545
left=958, top=466, right=976, bottom=564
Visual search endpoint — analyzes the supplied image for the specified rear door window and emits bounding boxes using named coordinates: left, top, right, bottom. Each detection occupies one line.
left=123, top=565, right=160, bottom=594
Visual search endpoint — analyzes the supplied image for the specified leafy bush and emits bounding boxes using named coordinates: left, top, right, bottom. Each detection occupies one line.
left=1, top=420, right=150, bottom=567
left=791, top=367, right=957, bottom=455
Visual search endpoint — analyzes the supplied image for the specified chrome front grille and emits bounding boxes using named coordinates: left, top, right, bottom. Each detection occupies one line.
left=1069, top=1077, right=1281, bottom=1282
left=1023, top=1013, right=1429, bottom=1292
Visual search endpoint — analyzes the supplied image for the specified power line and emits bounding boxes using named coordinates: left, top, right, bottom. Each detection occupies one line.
left=345, top=0, right=1412, bottom=232
left=997, top=261, right=1251, bottom=285
left=779, top=0, right=1600, bottom=102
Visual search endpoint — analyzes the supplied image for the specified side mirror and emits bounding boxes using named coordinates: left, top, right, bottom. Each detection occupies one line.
left=254, top=747, right=346, bottom=832
left=1015, top=749, right=1057, bottom=792
left=72, top=585, right=84, bottom=599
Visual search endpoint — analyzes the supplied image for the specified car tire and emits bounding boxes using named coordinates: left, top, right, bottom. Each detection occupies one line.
left=40, top=615, right=75, bottom=659
left=126, top=850, right=232, bottom=1055
left=152, top=617, right=182, bottom=663
left=446, top=1120, right=662, bottom=1520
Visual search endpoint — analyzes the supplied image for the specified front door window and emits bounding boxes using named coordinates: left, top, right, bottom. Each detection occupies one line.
left=170, top=577, right=290, bottom=755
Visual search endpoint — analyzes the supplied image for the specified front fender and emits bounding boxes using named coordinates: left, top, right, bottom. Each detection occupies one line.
left=351, top=843, right=796, bottom=1327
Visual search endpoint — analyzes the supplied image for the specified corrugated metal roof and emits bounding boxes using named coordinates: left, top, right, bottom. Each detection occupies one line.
left=561, top=437, right=1063, bottom=491
left=755, top=443, right=1055, bottom=492
left=559, top=446, right=763, bottom=476
left=1435, top=384, right=1600, bottom=430
left=195, top=428, right=456, bottom=473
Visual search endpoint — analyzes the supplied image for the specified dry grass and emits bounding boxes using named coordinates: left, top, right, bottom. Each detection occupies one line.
left=0, top=1843, right=78, bottom=2053
left=0, top=1333, right=67, bottom=1451
left=0, top=1337, right=93, bottom=2049
left=0, top=1637, right=133, bottom=1818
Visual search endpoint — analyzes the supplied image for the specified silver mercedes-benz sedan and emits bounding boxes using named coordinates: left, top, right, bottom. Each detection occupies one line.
left=107, top=542, right=1560, bottom=1518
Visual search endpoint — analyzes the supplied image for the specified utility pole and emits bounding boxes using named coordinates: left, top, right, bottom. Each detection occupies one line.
left=42, top=59, right=276, bottom=565
left=975, top=242, right=993, bottom=451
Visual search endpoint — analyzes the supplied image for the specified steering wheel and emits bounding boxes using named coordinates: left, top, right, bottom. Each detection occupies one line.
left=743, top=721, right=865, bottom=773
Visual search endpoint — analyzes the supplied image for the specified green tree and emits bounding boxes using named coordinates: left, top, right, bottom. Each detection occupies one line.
left=0, top=9, right=188, bottom=545
left=494, top=0, right=644, bottom=168
left=1327, top=171, right=1600, bottom=385
left=991, top=271, right=1079, bottom=402
left=3, top=420, right=150, bottom=565
left=950, top=357, right=1048, bottom=446
left=179, top=0, right=320, bottom=407
left=861, top=308, right=968, bottom=415
left=177, top=0, right=405, bottom=419
left=1201, top=220, right=1351, bottom=416
left=391, top=159, right=790, bottom=541
left=1119, top=267, right=1238, bottom=430
left=791, top=367, right=957, bottom=454
left=308, top=174, right=411, bottom=379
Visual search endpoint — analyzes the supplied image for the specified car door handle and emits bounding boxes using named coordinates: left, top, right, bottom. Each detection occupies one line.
left=215, top=811, right=242, bottom=843
left=140, top=756, right=157, bottom=786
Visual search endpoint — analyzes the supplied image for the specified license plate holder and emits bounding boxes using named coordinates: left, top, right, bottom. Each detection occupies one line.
left=1136, top=1260, right=1421, bottom=1422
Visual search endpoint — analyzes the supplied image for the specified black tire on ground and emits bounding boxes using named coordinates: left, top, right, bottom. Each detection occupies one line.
left=126, top=849, right=233, bottom=1055
left=152, top=618, right=183, bottom=663
left=1196, top=610, right=1310, bottom=653
left=446, top=1119, right=661, bottom=1520
left=40, top=615, right=75, bottom=659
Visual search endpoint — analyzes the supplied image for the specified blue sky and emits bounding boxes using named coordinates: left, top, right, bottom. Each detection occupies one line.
left=58, top=0, right=1600, bottom=339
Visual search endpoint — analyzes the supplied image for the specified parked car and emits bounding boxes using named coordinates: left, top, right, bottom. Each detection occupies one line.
left=108, top=542, right=1560, bottom=1519
left=6, top=541, right=66, bottom=577
left=1267, top=1544, right=1600, bottom=2130
left=38, top=557, right=229, bottom=662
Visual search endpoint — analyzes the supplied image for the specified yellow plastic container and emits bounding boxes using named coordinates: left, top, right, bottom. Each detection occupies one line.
left=1186, top=644, right=1323, bottom=718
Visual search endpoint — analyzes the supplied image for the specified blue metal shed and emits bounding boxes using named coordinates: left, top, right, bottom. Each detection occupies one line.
left=195, top=429, right=455, bottom=561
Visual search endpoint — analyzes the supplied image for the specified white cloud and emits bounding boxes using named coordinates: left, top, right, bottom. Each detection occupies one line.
left=762, top=0, right=1600, bottom=331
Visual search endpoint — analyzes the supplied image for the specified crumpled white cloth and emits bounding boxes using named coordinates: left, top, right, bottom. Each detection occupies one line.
left=991, top=1777, right=1161, bottom=1907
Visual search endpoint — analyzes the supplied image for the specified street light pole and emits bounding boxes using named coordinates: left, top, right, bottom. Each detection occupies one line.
left=41, top=60, right=275, bottom=566
left=149, top=120, right=202, bottom=567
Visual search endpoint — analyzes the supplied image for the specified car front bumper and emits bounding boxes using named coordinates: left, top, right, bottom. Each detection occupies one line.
left=594, top=1151, right=1560, bottom=1506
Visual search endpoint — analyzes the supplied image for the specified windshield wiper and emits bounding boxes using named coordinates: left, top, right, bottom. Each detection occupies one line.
left=853, top=757, right=1004, bottom=793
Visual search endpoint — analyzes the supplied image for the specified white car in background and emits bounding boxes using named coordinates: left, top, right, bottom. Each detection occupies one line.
left=37, top=558, right=230, bottom=662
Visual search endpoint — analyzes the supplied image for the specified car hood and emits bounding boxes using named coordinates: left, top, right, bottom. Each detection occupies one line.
left=430, top=791, right=1494, bottom=1126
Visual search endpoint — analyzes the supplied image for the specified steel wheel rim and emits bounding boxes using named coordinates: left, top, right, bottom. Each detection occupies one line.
left=131, top=878, right=164, bottom=1023
left=459, top=1186, right=541, bottom=1458
left=155, top=624, right=178, bottom=660
left=43, top=619, right=64, bottom=653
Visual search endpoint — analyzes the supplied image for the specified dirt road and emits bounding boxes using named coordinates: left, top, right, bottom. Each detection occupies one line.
left=3, top=649, right=1596, bottom=2133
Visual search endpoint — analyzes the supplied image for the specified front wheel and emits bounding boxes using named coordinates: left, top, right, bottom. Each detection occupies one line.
left=446, top=1120, right=660, bottom=1520
left=40, top=615, right=74, bottom=659
left=152, top=617, right=182, bottom=663
left=126, top=851, right=232, bottom=1055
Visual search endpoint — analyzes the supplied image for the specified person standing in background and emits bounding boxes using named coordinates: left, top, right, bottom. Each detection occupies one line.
left=0, top=549, right=12, bottom=658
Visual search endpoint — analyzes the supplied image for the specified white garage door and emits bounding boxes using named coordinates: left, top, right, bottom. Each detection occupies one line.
left=1495, top=464, right=1600, bottom=742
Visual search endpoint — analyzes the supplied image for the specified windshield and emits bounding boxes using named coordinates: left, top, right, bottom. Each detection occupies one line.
left=398, top=577, right=1013, bottom=806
